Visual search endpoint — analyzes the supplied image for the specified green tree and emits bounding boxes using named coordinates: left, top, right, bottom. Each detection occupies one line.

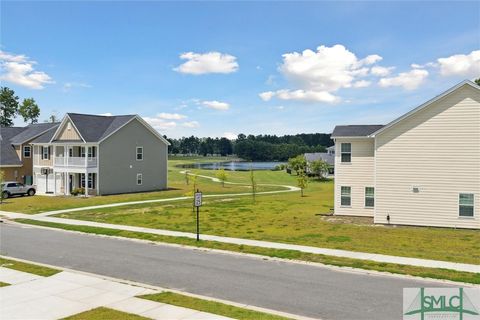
left=250, top=167, right=257, bottom=204
left=0, top=87, right=20, bottom=127
left=475, top=78, right=480, bottom=86
left=18, top=98, right=40, bottom=124
left=297, top=171, right=308, bottom=197
left=310, top=159, right=330, bottom=180
left=215, top=168, right=228, bottom=187
left=288, top=155, right=307, bottom=175
left=44, top=113, right=59, bottom=123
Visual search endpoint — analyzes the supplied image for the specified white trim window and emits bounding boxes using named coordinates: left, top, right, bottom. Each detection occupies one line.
left=41, top=146, right=50, bottom=160
left=23, top=145, right=31, bottom=158
left=80, top=147, right=86, bottom=158
left=365, top=187, right=375, bottom=208
left=341, top=186, right=351, bottom=206
left=459, top=193, right=474, bottom=217
left=136, top=173, right=143, bottom=185
left=341, top=143, right=351, bottom=163
left=136, top=146, right=143, bottom=161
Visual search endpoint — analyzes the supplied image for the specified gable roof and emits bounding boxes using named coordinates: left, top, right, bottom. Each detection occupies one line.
left=10, top=122, right=59, bottom=145
left=0, top=127, right=27, bottom=166
left=331, top=125, right=384, bottom=138
left=370, top=80, right=480, bottom=137
left=304, top=152, right=335, bottom=166
left=44, top=113, right=170, bottom=145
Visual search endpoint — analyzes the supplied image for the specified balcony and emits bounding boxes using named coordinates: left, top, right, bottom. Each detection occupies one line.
left=54, top=156, right=97, bottom=168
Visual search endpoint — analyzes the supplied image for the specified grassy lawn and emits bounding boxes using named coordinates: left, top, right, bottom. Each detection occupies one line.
left=62, top=307, right=150, bottom=320
left=140, top=292, right=290, bottom=320
left=0, top=281, right=10, bottom=287
left=0, top=256, right=61, bottom=277
left=52, top=176, right=480, bottom=264
left=0, top=156, right=283, bottom=214
left=15, top=219, right=480, bottom=284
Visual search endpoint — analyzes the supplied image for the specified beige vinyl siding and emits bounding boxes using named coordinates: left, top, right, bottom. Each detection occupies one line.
left=34, top=145, right=53, bottom=167
left=334, top=138, right=375, bottom=217
left=374, top=85, right=480, bottom=229
left=56, top=120, right=82, bottom=141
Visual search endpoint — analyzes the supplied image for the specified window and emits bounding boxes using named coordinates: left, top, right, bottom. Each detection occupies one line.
left=365, top=187, right=375, bottom=208
left=80, top=173, right=95, bottom=188
left=68, top=147, right=73, bottom=157
left=87, top=146, right=96, bottom=158
left=341, top=186, right=351, bottom=206
left=23, top=146, right=31, bottom=158
left=459, top=193, right=474, bottom=217
left=41, top=146, right=50, bottom=160
left=136, top=147, right=143, bottom=161
left=80, top=147, right=86, bottom=158
left=136, top=173, right=143, bottom=185
left=341, top=143, right=351, bottom=163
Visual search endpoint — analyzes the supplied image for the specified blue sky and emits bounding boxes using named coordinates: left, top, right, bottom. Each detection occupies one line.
left=1, top=1, right=479, bottom=138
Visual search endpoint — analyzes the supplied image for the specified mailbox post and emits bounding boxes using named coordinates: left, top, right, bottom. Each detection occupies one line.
left=194, top=189, right=202, bottom=241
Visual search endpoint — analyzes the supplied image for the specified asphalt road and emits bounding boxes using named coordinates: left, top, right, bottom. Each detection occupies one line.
left=0, top=223, right=451, bottom=320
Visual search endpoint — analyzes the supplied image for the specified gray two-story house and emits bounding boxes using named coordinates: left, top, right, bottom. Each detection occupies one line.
left=31, top=113, right=169, bottom=196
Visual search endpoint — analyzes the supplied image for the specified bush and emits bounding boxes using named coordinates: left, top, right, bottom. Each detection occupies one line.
left=71, top=187, right=85, bottom=196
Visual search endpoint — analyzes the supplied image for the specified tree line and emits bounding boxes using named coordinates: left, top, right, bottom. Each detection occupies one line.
left=165, top=133, right=333, bottom=161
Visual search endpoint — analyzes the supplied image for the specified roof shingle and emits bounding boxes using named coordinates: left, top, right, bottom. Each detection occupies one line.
left=331, top=125, right=384, bottom=137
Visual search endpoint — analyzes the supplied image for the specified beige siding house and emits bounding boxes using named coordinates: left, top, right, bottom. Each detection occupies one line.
left=332, top=80, right=480, bottom=229
left=31, top=113, right=170, bottom=196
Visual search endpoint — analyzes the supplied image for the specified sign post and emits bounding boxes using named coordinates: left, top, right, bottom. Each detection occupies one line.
left=194, top=189, right=202, bottom=241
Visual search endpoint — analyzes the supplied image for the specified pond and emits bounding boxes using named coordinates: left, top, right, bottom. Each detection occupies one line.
left=179, top=161, right=285, bottom=171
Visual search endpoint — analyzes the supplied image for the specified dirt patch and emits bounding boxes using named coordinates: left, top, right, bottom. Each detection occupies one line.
left=321, top=215, right=375, bottom=226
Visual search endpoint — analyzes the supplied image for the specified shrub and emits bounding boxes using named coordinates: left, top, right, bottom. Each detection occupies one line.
left=71, top=187, right=85, bottom=196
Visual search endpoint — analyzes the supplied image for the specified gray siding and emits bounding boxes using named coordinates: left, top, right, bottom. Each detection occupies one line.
left=98, top=119, right=168, bottom=195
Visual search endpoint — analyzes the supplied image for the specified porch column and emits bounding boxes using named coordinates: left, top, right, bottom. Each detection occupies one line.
left=84, top=171, right=89, bottom=197
left=65, top=171, right=69, bottom=195
left=65, top=145, right=69, bottom=166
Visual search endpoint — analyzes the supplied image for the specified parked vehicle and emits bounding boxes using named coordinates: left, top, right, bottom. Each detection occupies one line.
left=1, top=181, right=36, bottom=198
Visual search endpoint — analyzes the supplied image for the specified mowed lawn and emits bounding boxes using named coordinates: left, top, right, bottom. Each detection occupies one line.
left=0, top=157, right=283, bottom=214
left=54, top=172, right=480, bottom=264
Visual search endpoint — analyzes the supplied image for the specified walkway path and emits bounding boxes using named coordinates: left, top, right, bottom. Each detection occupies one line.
left=0, top=266, right=232, bottom=320
left=2, top=211, right=478, bottom=274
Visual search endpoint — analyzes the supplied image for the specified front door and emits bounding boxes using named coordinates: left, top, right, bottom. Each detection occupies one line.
left=69, top=174, right=74, bottom=193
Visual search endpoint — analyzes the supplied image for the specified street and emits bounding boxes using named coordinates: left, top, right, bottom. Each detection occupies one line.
left=0, top=223, right=451, bottom=320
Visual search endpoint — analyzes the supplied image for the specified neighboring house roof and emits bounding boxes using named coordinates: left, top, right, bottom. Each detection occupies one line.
left=30, top=126, right=60, bottom=143
left=370, top=80, right=480, bottom=137
left=0, top=127, right=27, bottom=166
left=331, top=125, right=384, bottom=138
left=304, top=152, right=335, bottom=166
left=10, top=122, right=59, bottom=145
left=326, top=145, right=335, bottom=152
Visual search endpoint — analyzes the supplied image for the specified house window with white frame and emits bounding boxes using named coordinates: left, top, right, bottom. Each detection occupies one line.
left=80, top=147, right=86, bottom=158
left=23, top=145, right=31, bottom=158
left=341, top=186, right=351, bottom=206
left=136, top=173, right=143, bottom=185
left=365, top=187, right=375, bottom=208
left=80, top=173, right=95, bottom=189
left=459, top=193, right=474, bottom=217
left=341, top=143, right=351, bottom=163
left=136, top=147, right=143, bottom=161
left=41, top=146, right=50, bottom=160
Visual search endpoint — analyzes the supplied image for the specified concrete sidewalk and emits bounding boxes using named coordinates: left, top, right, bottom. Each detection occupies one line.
left=2, top=211, right=479, bottom=274
left=0, top=267, right=232, bottom=320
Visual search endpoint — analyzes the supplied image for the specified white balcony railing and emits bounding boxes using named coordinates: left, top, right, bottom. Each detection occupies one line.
left=54, top=157, right=97, bottom=168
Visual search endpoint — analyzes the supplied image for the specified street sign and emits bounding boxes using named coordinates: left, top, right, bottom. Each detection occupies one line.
left=194, top=192, right=202, bottom=207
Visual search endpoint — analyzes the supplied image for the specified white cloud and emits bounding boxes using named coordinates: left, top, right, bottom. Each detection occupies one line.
left=0, top=50, right=54, bottom=89
left=99, top=112, right=113, bottom=116
left=223, top=132, right=237, bottom=140
left=63, top=82, right=91, bottom=92
left=182, top=121, right=200, bottom=128
left=143, top=116, right=177, bottom=131
left=260, top=89, right=339, bottom=103
left=436, top=50, right=480, bottom=77
left=370, top=66, right=394, bottom=77
left=379, top=69, right=429, bottom=90
left=261, top=44, right=385, bottom=103
left=157, top=112, right=187, bottom=120
left=174, top=52, right=239, bottom=75
left=200, top=100, right=230, bottom=110
left=352, top=80, right=371, bottom=88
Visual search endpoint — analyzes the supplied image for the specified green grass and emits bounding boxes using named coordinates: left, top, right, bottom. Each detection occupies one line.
left=52, top=177, right=480, bottom=265
left=62, top=307, right=150, bottom=320
left=140, top=292, right=290, bottom=320
left=15, top=219, right=480, bottom=284
left=0, top=156, right=283, bottom=214
left=0, top=281, right=10, bottom=287
left=0, top=256, right=61, bottom=277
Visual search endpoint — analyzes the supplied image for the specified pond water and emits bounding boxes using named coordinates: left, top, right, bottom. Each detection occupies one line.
left=179, top=161, right=285, bottom=171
